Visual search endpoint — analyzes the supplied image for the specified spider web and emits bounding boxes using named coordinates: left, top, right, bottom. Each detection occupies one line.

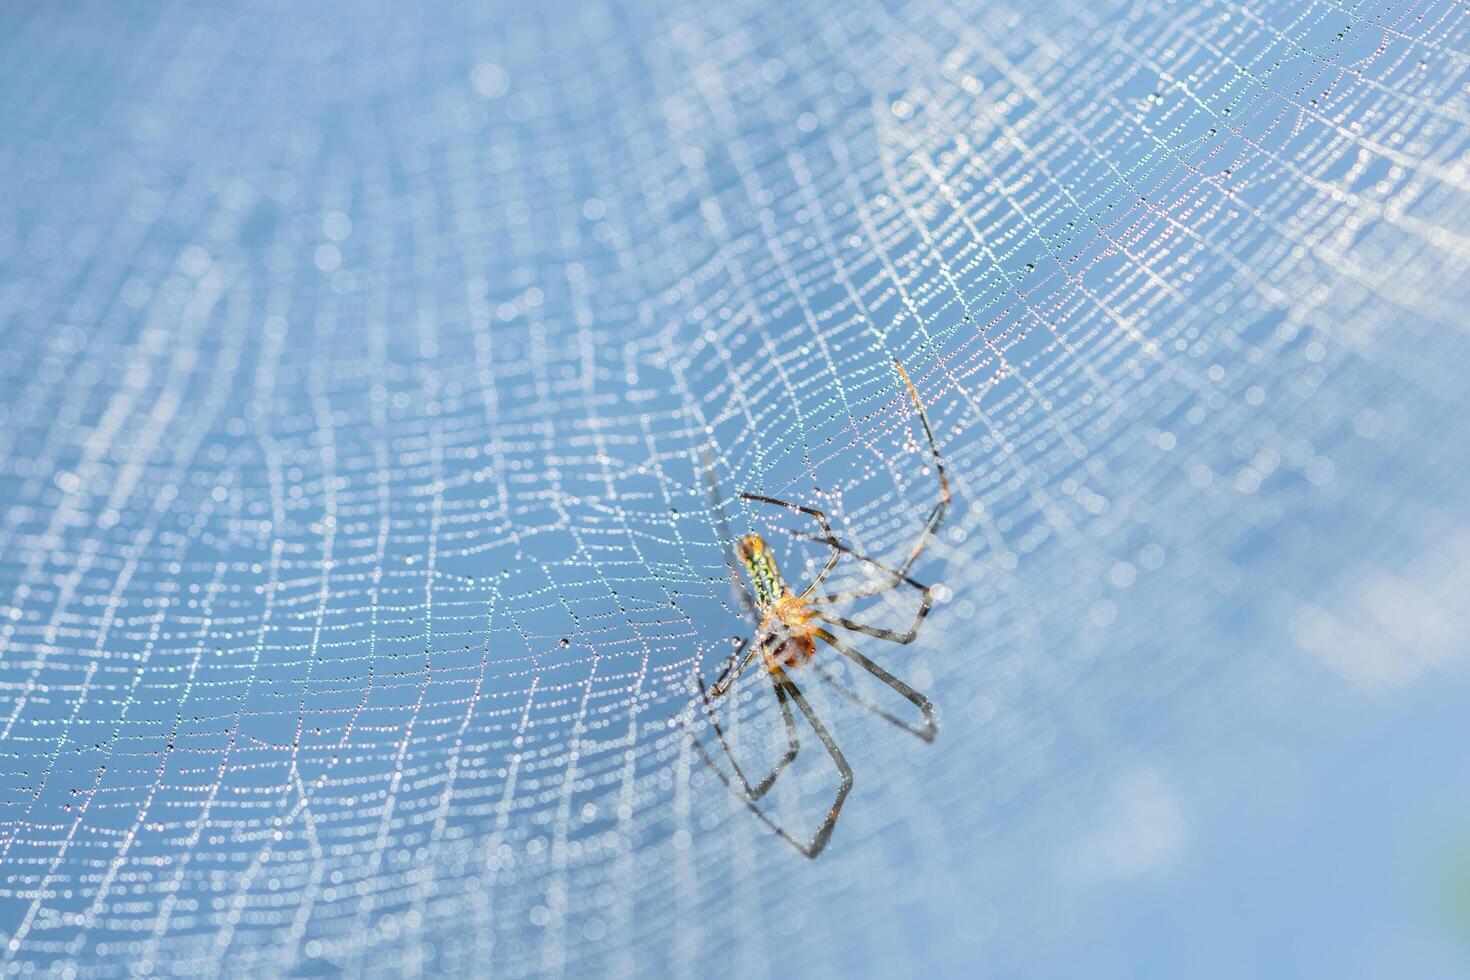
left=3, top=0, right=1470, bottom=975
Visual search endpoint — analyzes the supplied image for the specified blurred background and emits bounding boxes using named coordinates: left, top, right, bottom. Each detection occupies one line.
left=2, top=0, right=1469, bottom=976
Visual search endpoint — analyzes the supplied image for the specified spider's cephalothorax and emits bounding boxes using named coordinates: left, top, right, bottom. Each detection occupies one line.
left=736, top=533, right=817, bottom=671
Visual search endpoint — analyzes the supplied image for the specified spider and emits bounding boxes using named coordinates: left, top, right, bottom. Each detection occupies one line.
left=689, top=358, right=951, bottom=858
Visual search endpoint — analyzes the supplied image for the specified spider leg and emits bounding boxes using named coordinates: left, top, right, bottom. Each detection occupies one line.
left=783, top=529, right=936, bottom=644
left=695, top=652, right=800, bottom=800
left=813, top=627, right=937, bottom=742
left=787, top=361, right=950, bottom=602
left=698, top=636, right=799, bottom=798
left=889, top=358, right=952, bottom=582
left=687, top=667, right=853, bottom=859
left=778, top=674, right=853, bottom=857
left=784, top=528, right=930, bottom=611
left=740, top=492, right=841, bottom=597
left=815, top=600, right=932, bottom=646
left=706, top=634, right=763, bottom=699
left=700, top=447, right=759, bottom=618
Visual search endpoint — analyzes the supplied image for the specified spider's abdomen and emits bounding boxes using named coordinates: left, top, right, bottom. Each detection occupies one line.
left=764, top=634, right=817, bottom=672
left=762, top=593, right=818, bottom=672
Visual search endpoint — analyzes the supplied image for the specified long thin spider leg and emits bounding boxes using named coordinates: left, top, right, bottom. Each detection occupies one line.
left=892, top=496, right=947, bottom=580
left=778, top=674, right=853, bottom=857
left=780, top=527, right=928, bottom=605
left=700, top=447, right=759, bottom=618
left=687, top=671, right=851, bottom=859
left=777, top=527, right=936, bottom=644
left=815, top=598, right=932, bottom=646
left=696, top=662, right=800, bottom=800
left=739, top=492, right=842, bottom=597
left=814, top=628, right=937, bottom=742
left=707, top=636, right=763, bottom=699
left=804, top=659, right=930, bottom=741
left=794, top=362, right=949, bottom=601
left=786, top=531, right=936, bottom=642
left=890, top=358, right=952, bottom=582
